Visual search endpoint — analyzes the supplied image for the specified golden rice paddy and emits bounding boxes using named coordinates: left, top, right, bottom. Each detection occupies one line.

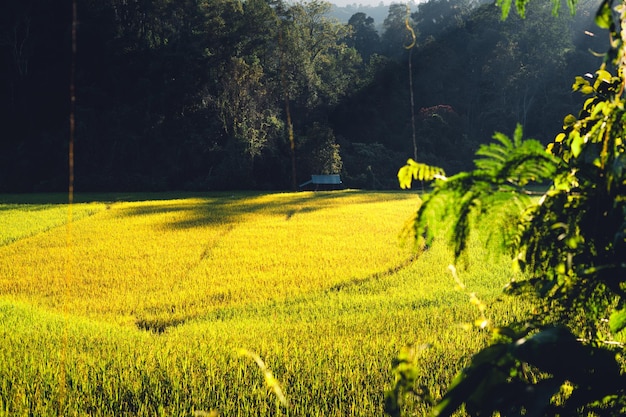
left=0, top=191, right=528, bottom=416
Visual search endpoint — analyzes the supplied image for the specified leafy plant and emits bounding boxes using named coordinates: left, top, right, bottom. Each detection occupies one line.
left=398, top=125, right=557, bottom=260
left=390, top=0, right=626, bottom=414
left=384, top=344, right=433, bottom=417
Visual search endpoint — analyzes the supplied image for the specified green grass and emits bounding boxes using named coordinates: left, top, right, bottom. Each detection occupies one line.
left=0, top=201, right=105, bottom=247
left=0, top=191, right=530, bottom=416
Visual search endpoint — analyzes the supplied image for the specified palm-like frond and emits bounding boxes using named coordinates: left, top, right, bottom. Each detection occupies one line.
left=398, top=160, right=446, bottom=189
left=399, top=125, right=559, bottom=261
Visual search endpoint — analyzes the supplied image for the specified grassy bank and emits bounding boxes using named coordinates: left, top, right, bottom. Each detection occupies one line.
left=0, top=191, right=528, bottom=416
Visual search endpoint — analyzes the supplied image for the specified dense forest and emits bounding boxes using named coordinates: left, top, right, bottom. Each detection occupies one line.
left=0, top=0, right=607, bottom=192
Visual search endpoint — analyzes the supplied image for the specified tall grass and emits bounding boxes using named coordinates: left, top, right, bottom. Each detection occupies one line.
left=0, top=191, right=529, bottom=416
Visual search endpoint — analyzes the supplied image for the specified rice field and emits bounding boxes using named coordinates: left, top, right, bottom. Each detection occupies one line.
left=0, top=191, right=530, bottom=416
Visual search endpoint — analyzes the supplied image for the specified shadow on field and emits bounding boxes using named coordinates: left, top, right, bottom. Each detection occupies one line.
left=0, top=190, right=419, bottom=229
left=0, top=192, right=212, bottom=205
left=111, top=190, right=418, bottom=229
left=0, top=204, right=61, bottom=212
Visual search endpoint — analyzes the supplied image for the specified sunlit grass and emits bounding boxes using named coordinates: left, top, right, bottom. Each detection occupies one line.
left=0, top=191, right=420, bottom=327
left=0, top=191, right=530, bottom=416
left=0, top=201, right=104, bottom=246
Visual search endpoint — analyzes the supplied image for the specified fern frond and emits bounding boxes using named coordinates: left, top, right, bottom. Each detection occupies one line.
left=475, top=129, right=558, bottom=185
left=403, top=125, right=558, bottom=263
left=512, top=123, right=525, bottom=146
left=398, top=160, right=446, bottom=189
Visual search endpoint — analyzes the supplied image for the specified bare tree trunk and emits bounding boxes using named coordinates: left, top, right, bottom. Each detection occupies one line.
left=408, top=47, right=417, bottom=161
left=404, top=5, right=417, bottom=161
left=279, top=28, right=298, bottom=190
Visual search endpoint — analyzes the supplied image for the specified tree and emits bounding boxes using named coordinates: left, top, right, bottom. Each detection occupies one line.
left=0, top=0, right=72, bottom=191
left=476, top=3, right=573, bottom=133
left=213, top=0, right=284, bottom=184
left=281, top=0, right=356, bottom=111
left=414, top=104, right=473, bottom=172
left=298, top=122, right=343, bottom=176
left=390, top=0, right=626, bottom=414
left=412, top=0, right=473, bottom=44
left=380, top=3, right=415, bottom=59
left=216, top=57, right=282, bottom=164
left=276, top=0, right=359, bottom=187
left=346, top=12, right=380, bottom=62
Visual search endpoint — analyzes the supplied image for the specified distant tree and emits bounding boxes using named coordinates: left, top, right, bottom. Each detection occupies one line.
left=475, top=3, right=573, bottom=135
left=330, top=56, right=411, bottom=155
left=414, top=104, right=474, bottom=172
left=299, top=122, right=343, bottom=176
left=216, top=57, right=282, bottom=165
left=212, top=0, right=285, bottom=185
left=380, top=3, right=415, bottom=59
left=276, top=0, right=360, bottom=186
left=346, top=12, right=381, bottom=62
left=412, top=0, right=473, bottom=44
left=281, top=0, right=355, bottom=110
left=341, top=141, right=406, bottom=189
left=0, top=0, right=602, bottom=191
left=0, top=0, right=72, bottom=191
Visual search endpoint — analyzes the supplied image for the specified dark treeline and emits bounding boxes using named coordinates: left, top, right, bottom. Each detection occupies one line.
left=0, top=0, right=607, bottom=192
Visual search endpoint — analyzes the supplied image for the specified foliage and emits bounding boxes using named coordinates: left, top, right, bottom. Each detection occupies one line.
left=399, top=125, right=557, bottom=259
left=299, top=122, right=343, bottom=175
left=428, top=324, right=624, bottom=417
left=380, top=3, right=416, bottom=59
left=391, top=0, right=626, bottom=414
left=216, top=57, right=282, bottom=163
left=333, top=0, right=592, bottom=178
left=346, top=12, right=381, bottom=62
left=0, top=0, right=607, bottom=191
left=414, top=105, right=475, bottom=172
left=342, top=142, right=406, bottom=189
left=397, top=159, right=446, bottom=189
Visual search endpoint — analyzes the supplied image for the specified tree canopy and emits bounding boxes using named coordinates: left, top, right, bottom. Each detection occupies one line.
left=0, top=0, right=607, bottom=191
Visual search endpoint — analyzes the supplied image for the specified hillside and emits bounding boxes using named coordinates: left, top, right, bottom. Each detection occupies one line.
left=0, top=0, right=606, bottom=192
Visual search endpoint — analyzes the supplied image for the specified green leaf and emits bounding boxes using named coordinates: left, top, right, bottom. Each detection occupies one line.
left=397, top=160, right=446, bottom=189
left=496, top=0, right=512, bottom=19
left=432, top=365, right=490, bottom=417
left=571, top=132, right=584, bottom=157
left=397, top=163, right=414, bottom=189
left=563, top=114, right=577, bottom=128
left=595, top=69, right=613, bottom=83
left=572, top=76, right=590, bottom=92
left=581, top=85, right=595, bottom=95
left=583, top=97, right=597, bottom=111
left=609, top=308, right=626, bottom=333
left=595, top=0, right=613, bottom=29
left=593, top=70, right=616, bottom=93
left=493, top=326, right=517, bottom=340
left=590, top=101, right=607, bottom=118
left=470, top=344, right=509, bottom=367
left=521, top=379, right=563, bottom=417
left=513, top=327, right=621, bottom=385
